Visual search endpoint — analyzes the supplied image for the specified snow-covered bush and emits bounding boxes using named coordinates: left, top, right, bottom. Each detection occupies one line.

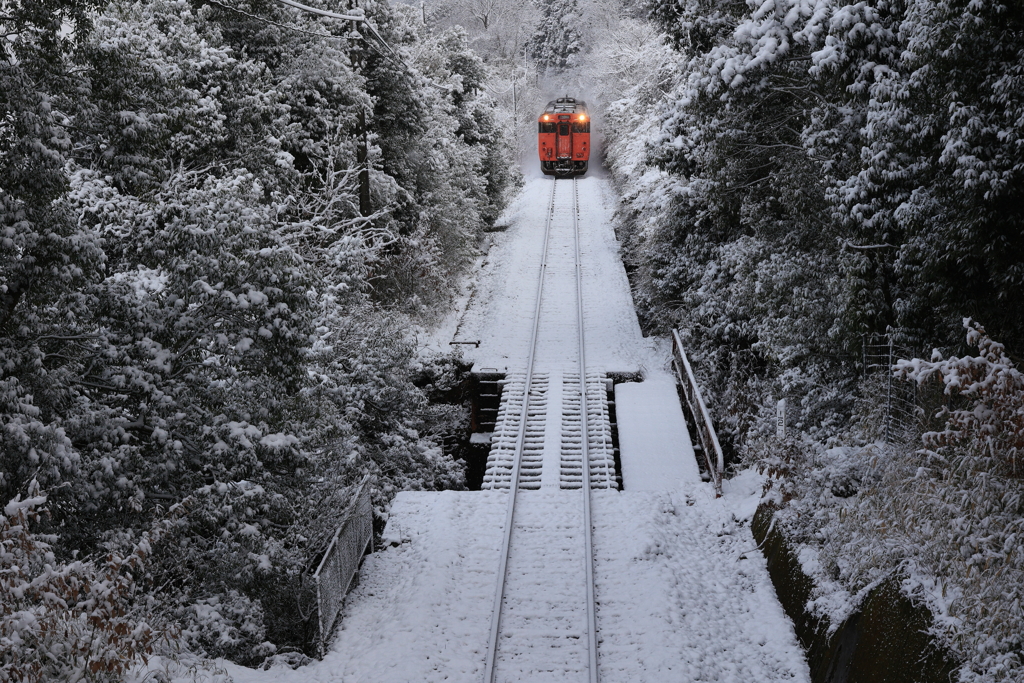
left=180, top=591, right=272, bottom=666
left=898, top=320, right=1024, bottom=480
left=755, top=322, right=1024, bottom=681
left=1, top=482, right=161, bottom=682
left=1, top=0, right=493, bottom=667
left=137, top=481, right=298, bottom=665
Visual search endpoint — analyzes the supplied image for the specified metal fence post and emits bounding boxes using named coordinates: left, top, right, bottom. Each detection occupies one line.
left=861, top=333, right=867, bottom=379
left=671, top=330, right=724, bottom=496
left=885, top=338, right=894, bottom=442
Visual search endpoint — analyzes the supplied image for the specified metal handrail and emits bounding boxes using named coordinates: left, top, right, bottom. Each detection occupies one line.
left=671, top=330, right=724, bottom=497
left=313, top=474, right=373, bottom=657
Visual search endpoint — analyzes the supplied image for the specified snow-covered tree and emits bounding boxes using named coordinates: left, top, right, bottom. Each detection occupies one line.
left=1, top=0, right=107, bottom=503
left=431, top=0, right=539, bottom=61
left=603, top=1, right=1024, bottom=678
left=1, top=0, right=512, bottom=664
left=529, top=0, right=585, bottom=71
left=829, top=0, right=1024, bottom=349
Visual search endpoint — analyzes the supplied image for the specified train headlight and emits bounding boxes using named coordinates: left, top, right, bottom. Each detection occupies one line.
left=579, top=115, right=587, bottom=122
left=542, top=115, right=549, bottom=121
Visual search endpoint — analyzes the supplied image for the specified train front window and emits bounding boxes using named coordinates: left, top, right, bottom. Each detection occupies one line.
left=572, top=122, right=590, bottom=134
left=559, top=123, right=570, bottom=136
left=539, top=122, right=556, bottom=133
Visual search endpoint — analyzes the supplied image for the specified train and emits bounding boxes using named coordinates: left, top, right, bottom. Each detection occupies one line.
left=538, top=97, right=590, bottom=177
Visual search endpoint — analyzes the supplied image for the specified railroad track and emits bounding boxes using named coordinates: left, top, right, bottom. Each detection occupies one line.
left=482, top=177, right=603, bottom=683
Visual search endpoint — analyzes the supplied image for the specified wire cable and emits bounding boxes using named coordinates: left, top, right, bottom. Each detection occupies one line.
left=275, top=0, right=363, bottom=22
left=203, top=0, right=402, bottom=65
left=203, top=0, right=344, bottom=40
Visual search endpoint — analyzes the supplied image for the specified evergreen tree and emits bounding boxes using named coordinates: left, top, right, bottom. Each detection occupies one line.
left=529, top=0, right=585, bottom=70
left=830, top=0, right=1024, bottom=350
left=1, top=0, right=107, bottom=509
left=1, top=0, right=515, bottom=665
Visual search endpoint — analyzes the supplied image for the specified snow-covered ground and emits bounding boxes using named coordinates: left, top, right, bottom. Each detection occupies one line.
left=157, top=173, right=810, bottom=683
left=592, top=472, right=810, bottom=683
left=212, top=474, right=808, bottom=683
left=615, top=378, right=702, bottom=490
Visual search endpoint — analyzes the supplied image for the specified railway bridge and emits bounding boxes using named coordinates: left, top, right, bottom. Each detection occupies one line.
left=242, top=175, right=812, bottom=683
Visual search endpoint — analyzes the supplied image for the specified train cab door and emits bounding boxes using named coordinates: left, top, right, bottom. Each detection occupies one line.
left=556, top=116, right=572, bottom=159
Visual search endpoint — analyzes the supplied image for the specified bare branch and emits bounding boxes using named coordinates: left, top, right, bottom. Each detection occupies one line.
left=842, top=241, right=898, bottom=251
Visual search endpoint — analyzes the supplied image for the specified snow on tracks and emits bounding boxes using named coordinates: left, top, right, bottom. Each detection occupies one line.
left=492, top=492, right=591, bottom=682
left=460, top=176, right=659, bottom=375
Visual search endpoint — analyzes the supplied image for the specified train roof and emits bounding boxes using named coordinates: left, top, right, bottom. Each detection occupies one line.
left=542, top=97, right=588, bottom=115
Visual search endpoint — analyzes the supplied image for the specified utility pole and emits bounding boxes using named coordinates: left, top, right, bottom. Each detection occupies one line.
left=273, top=0, right=382, bottom=217
left=349, top=0, right=372, bottom=217
left=357, top=109, right=371, bottom=217
left=512, top=78, right=517, bottom=132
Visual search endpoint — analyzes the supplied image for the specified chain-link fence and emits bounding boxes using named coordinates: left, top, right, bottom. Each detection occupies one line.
left=313, top=474, right=373, bottom=657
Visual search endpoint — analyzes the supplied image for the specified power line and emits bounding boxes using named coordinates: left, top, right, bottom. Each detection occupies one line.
left=275, top=0, right=363, bottom=22
left=202, top=0, right=403, bottom=65
left=203, top=0, right=344, bottom=40
left=272, top=0, right=402, bottom=63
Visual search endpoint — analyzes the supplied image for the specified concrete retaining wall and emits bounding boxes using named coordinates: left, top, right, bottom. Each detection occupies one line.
left=751, top=503, right=959, bottom=683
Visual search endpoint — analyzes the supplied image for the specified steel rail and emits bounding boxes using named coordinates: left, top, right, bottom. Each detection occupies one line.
left=572, top=177, right=600, bottom=683
left=482, top=180, right=559, bottom=683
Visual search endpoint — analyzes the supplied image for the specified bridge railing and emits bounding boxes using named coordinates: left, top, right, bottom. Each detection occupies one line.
left=671, top=330, right=724, bottom=497
left=313, top=474, right=373, bottom=657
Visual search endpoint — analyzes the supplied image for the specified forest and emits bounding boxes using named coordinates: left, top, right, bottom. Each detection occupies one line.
left=1, top=0, right=517, bottom=676
left=2, top=0, right=1024, bottom=680
left=598, top=0, right=1024, bottom=680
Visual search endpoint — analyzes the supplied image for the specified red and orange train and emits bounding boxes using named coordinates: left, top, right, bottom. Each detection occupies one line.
left=538, top=97, right=590, bottom=177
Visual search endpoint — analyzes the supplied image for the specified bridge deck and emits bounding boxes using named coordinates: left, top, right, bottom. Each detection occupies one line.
left=615, top=378, right=703, bottom=490
left=291, top=480, right=809, bottom=683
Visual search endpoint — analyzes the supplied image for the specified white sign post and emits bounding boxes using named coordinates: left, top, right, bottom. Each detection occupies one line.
left=776, top=398, right=786, bottom=439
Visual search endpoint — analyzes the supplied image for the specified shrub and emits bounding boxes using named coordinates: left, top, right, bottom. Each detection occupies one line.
left=1, top=481, right=161, bottom=682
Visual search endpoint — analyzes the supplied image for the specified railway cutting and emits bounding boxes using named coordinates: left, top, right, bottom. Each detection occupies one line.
left=304, top=173, right=812, bottom=683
